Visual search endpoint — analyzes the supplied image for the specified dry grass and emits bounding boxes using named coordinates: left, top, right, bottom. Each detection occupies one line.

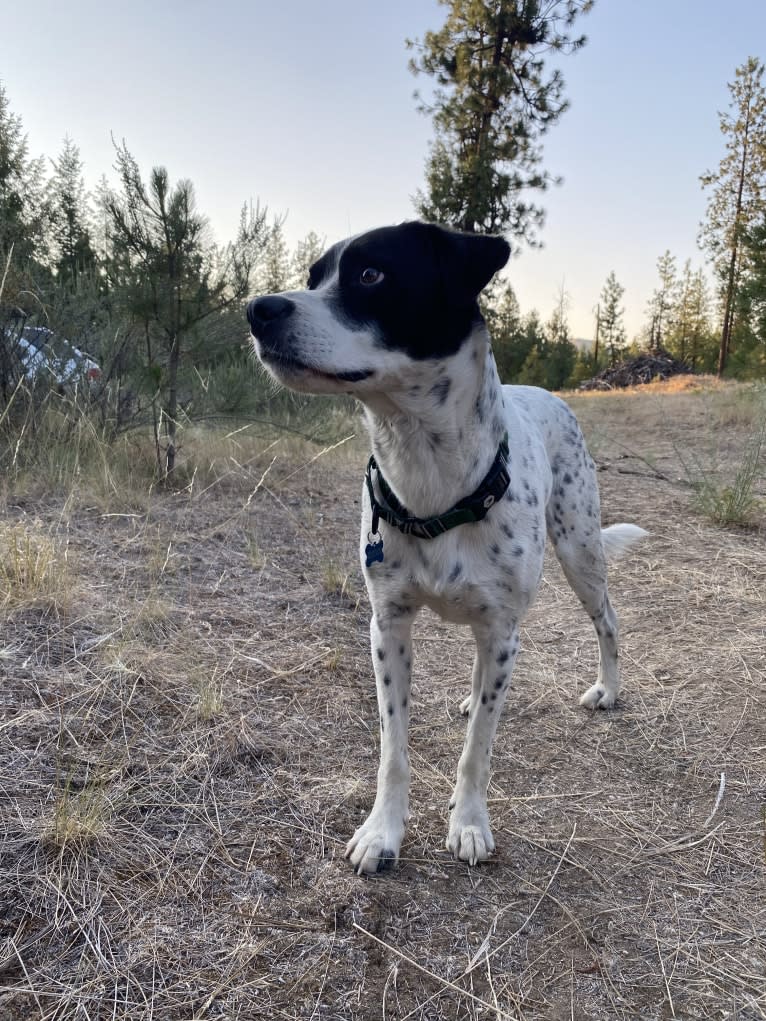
left=1, top=389, right=764, bottom=1019
left=0, top=524, right=72, bottom=612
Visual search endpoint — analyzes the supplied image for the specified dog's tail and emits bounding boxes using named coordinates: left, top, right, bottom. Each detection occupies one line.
left=601, top=523, right=649, bottom=561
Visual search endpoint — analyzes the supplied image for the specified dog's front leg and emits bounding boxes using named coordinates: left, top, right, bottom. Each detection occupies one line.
left=447, top=623, right=520, bottom=865
left=345, top=613, right=413, bottom=875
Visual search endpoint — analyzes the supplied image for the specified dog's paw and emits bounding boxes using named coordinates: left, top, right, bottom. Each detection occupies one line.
left=579, top=683, right=617, bottom=710
left=446, top=800, right=495, bottom=866
left=345, top=813, right=405, bottom=876
left=459, top=694, right=472, bottom=717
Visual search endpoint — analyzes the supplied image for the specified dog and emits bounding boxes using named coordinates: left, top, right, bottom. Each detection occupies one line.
left=247, top=221, right=647, bottom=875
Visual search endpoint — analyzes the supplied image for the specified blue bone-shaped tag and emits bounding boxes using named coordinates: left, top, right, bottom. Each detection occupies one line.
left=365, top=538, right=384, bottom=567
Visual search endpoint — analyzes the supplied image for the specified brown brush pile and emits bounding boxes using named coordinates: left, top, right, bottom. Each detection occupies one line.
left=580, top=349, right=692, bottom=390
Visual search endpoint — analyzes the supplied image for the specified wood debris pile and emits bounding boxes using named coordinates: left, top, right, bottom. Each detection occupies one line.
left=579, top=349, right=692, bottom=390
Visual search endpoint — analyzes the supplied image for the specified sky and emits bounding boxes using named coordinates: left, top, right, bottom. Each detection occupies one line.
left=3, top=0, right=766, bottom=340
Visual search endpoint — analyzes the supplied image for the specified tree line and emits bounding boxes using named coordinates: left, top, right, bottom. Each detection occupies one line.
left=0, top=80, right=331, bottom=478
left=409, top=2, right=766, bottom=380
left=2, top=0, right=765, bottom=485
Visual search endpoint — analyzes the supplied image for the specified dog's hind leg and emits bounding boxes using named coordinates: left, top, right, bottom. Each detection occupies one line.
left=447, top=623, right=520, bottom=864
left=345, top=611, right=414, bottom=875
left=547, top=507, right=625, bottom=710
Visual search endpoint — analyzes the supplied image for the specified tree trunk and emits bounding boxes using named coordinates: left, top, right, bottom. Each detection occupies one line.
left=165, top=332, right=180, bottom=479
left=718, top=98, right=752, bottom=377
left=593, top=304, right=600, bottom=368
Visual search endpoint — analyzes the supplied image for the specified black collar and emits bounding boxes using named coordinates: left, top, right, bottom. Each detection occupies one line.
left=365, top=435, right=510, bottom=541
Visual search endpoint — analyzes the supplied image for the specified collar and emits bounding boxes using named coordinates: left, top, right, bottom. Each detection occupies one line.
left=365, top=435, right=510, bottom=540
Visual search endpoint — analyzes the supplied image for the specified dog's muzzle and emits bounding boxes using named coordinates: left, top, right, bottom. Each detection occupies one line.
left=247, top=295, right=295, bottom=337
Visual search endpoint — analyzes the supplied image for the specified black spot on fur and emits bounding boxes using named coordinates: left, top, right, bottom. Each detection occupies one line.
left=383, top=674, right=391, bottom=686
left=497, top=650, right=509, bottom=665
left=500, top=523, right=514, bottom=539
left=495, top=675, right=505, bottom=689
left=399, top=644, right=405, bottom=655
left=429, top=377, right=452, bottom=405
left=563, top=472, right=573, bottom=485
left=512, top=544, right=524, bottom=557
left=448, top=562, right=463, bottom=582
left=481, top=693, right=488, bottom=705
left=377, top=648, right=385, bottom=661
left=387, top=704, right=394, bottom=716
left=402, top=697, right=408, bottom=708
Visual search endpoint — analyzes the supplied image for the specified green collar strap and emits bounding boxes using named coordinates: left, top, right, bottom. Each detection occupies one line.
left=365, top=435, right=510, bottom=541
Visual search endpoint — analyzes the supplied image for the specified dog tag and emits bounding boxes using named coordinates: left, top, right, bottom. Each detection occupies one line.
left=365, top=537, right=384, bottom=567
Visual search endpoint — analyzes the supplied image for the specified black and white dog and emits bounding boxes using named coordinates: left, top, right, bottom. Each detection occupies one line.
left=247, top=222, right=646, bottom=875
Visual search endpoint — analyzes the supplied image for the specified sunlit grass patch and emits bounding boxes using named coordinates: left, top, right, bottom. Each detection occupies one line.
left=680, top=418, right=765, bottom=527
left=0, top=525, right=71, bottom=610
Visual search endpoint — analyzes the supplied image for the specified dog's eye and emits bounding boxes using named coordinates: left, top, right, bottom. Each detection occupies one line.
left=360, top=267, right=384, bottom=285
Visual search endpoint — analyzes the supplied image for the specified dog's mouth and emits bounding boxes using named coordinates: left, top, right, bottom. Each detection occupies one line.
left=258, top=347, right=373, bottom=384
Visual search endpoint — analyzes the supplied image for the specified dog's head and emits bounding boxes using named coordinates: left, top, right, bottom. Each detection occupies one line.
left=246, top=221, right=510, bottom=395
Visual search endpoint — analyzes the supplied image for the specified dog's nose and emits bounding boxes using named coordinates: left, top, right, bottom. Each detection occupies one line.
left=247, top=295, right=294, bottom=332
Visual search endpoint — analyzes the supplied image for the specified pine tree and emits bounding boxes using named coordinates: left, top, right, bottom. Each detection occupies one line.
left=731, top=212, right=766, bottom=375
left=259, top=217, right=290, bottom=293
left=699, top=57, right=766, bottom=376
left=599, top=271, right=626, bottom=365
left=646, top=250, right=678, bottom=351
left=486, top=283, right=527, bottom=381
left=48, top=136, right=96, bottom=288
left=289, top=230, right=325, bottom=289
left=106, top=142, right=267, bottom=479
left=408, top=0, right=593, bottom=239
left=543, top=286, right=577, bottom=388
left=0, top=80, right=47, bottom=264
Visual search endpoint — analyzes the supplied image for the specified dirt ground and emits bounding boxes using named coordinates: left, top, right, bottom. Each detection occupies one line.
left=1, top=382, right=765, bottom=1020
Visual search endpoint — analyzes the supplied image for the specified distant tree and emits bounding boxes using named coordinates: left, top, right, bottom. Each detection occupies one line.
left=48, top=136, right=96, bottom=289
left=487, top=283, right=529, bottom=381
left=565, top=347, right=597, bottom=388
left=258, top=217, right=290, bottom=294
left=0, top=80, right=48, bottom=266
left=661, top=260, right=713, bottom=369
left=699, top=57, right=766, bottom=376
left=599, top=271, right=626, bottom=365
left=289, top=229, right=325, bottom=289
left=408, top=0, right=593, bottom=239
left=106, top=142, right=268, bottom=479
left=731, top=213, right=766, bottom=376
left=516, top=340, right=547, bottom=385
left=646, top=250, right=678, bottom=352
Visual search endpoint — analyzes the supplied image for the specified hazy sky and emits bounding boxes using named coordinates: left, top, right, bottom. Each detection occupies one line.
left=4, top=0, right=766, bottom=339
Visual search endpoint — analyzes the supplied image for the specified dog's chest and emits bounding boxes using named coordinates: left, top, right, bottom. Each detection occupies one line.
left=363, top=499, right=546, bottom=626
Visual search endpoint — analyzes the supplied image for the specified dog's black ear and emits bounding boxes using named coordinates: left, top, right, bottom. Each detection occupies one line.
left=427, top=224, right=511, bottom=304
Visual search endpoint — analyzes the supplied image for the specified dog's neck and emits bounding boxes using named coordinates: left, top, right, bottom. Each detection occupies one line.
left=361, top=326, right=506, bottom=518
